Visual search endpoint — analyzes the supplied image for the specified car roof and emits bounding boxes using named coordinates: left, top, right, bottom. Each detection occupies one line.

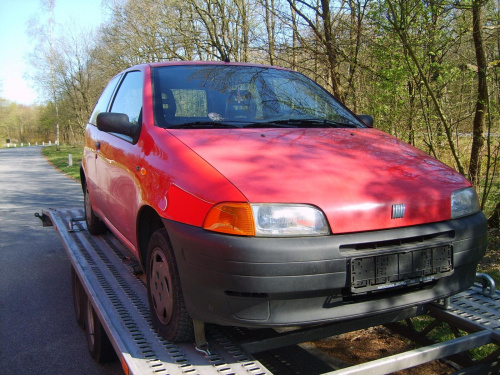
left=128, top=60, right=293, bottom=72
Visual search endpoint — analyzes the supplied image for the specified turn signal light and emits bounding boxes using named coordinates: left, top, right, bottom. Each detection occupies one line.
left=203, top=202, right=255, bottom=236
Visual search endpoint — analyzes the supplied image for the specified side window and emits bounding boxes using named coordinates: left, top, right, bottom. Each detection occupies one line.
left=89, top=74, right=122, bottom=125
left=110, top=71, right=143, bottom=126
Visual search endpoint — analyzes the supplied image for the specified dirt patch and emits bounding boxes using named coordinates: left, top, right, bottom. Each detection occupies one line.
left=310, top=326, right=456, bottom=374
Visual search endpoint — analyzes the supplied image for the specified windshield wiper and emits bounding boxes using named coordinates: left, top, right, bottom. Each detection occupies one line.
left=277, top=119, right=358, bottom=128
left=243, top=119, right=358, bottom=129
left=166, top=121, right=240, bottom=129
left=167, top=119, right=359, bottom=129
left=242, top=122, right=297, bottom=128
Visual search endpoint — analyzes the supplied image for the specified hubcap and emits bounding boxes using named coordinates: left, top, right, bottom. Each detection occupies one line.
left=84, top=188, right=92, bottom=224
left=150, top=248, right=174, bottom=324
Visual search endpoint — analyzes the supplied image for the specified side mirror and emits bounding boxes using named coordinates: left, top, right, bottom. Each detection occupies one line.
left=358, top=115, right=374, bottom=127
left=96, top=112, right=141, bottom=143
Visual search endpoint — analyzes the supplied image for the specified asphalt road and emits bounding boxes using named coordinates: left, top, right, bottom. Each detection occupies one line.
left=0, top=146, right=122, bottom=374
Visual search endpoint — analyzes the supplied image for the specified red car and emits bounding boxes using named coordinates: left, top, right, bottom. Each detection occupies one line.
left=82, top=61, right=487, bottom=342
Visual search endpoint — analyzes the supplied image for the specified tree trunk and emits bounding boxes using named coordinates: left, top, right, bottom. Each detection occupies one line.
left=264, top=0, right=276, bottom=65
left=469, top=0, right=488, bottom=186
left=320, top=0, right=343, bottom=100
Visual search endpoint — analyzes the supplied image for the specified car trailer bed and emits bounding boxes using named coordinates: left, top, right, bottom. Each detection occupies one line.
left=39, top=208, right=499, bottom=375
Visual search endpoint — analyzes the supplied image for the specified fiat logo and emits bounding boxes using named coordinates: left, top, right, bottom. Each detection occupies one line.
left=392, top=204, right=405, bottom=219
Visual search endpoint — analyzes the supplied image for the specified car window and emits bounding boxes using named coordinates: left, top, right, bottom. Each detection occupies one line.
left=89, top=74, right=122, bottom=125
left=152, top=65, right=365, bottom=129
left=110, top=71, right=143, bottom=126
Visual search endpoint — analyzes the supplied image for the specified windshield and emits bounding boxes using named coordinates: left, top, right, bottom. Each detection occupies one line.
left=152, top=65, right=366, bottom=129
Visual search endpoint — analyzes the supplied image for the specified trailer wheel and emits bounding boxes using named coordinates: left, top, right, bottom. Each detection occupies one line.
left=71, top=266, right=86, bottom=329
left=84, top=184, right=107, bottom=235
left=146, top=228, right=193, bottom=343
left=85, top=298, right=116, bottom=363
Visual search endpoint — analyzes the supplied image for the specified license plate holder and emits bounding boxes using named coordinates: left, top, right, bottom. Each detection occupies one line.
left=350, top=245, right=453, bottom=293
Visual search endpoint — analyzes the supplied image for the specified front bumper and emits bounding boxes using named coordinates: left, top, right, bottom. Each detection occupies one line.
left=163, top=212, right=487, bottom=327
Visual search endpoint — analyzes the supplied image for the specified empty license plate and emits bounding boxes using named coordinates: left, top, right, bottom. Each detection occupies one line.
left=350, top=245, right=453, bottom=293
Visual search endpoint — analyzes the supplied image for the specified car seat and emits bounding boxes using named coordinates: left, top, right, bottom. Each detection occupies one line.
left=225, top=89, right=256, bottom=121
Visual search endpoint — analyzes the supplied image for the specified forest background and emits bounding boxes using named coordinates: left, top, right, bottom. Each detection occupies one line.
left=0, top=0, right=499, bottom=223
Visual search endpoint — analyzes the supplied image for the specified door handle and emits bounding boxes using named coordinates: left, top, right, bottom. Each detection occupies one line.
left=96, top=141, right=101, bottom=150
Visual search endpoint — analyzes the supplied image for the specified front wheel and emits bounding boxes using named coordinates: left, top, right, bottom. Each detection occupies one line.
left=146, top=228, right=193, bottom=343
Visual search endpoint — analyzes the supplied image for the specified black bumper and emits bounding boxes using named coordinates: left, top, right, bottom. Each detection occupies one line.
left=163, top=212, right=487, bottom=327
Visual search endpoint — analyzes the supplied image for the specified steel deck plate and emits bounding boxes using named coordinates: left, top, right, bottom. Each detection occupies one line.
left=429, top=283, right=500, bottom=342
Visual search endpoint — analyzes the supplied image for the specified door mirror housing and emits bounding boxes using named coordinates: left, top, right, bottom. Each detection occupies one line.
left=358, top=115, right=374, bottom=127
left=96, top=112, right=141, bottom=143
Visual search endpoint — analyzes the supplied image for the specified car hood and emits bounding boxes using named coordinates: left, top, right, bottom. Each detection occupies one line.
left=169, top=128, right=470, bottom=233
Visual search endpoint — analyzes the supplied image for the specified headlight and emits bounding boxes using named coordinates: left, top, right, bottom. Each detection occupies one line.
left=252, top=204, right=330, bottom=236
left=203, top=203, right=330, bottom=236
left=451, top=187, right=480, bottom=219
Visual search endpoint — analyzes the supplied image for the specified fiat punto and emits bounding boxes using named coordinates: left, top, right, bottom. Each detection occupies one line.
left=82, top=61, right=487, bottom=342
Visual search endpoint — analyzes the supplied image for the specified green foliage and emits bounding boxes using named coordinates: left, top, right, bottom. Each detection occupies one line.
left=38, top=102, right=57, bottom=140
left=0, top=99, right=59, bottom=146
left=410, top=315, right=499, bottom=360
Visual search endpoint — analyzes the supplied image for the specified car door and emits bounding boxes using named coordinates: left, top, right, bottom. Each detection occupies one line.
left=94, top=70, right=144, bottom=253
left=84, top=74, right=122, bottom=213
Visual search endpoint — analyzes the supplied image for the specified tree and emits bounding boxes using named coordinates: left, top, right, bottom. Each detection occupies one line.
left=282, top=0, right=346, bottom=99
left=468, top=0, right=489, bottom=186
left=385, top=0, right=466, bottom=174
left=0, top=101, right=44, bottom=144
left=187, top=0, right=255, bottom=61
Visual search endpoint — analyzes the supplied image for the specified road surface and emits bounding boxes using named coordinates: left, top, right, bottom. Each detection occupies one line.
left=0, top=146, right=122, bottom=374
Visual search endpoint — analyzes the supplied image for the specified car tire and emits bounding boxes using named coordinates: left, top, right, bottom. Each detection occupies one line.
left=85, top=298, right=116, bottom=363
left=71, top=266, right=86, bottom=329
left=84, top=183, right=107, bottom=235
left=146, top=228, right=193, bottom=343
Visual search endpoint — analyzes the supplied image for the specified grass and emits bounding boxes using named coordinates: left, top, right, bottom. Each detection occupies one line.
left=409, top=315, right=498, bottom=361
left=42, top=144, right=82, bottom=181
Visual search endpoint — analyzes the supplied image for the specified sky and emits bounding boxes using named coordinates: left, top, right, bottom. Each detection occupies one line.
left=0, top=0, right=107, bottom=106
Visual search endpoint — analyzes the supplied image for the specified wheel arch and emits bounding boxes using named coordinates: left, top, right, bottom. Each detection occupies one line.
left=137, top=206, right=164, bottom=268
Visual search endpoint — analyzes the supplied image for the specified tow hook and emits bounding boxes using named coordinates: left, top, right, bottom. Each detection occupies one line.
left=35, top=212, right=53, bottom=227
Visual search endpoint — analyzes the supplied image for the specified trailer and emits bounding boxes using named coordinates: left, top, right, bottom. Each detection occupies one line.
left=38, top=208, right=499, bottom=375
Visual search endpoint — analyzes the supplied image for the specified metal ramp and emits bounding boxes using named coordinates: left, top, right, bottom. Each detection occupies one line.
left=41, top=208, right=272, bottom=375
left=40, top=208, right=499, bottom=375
